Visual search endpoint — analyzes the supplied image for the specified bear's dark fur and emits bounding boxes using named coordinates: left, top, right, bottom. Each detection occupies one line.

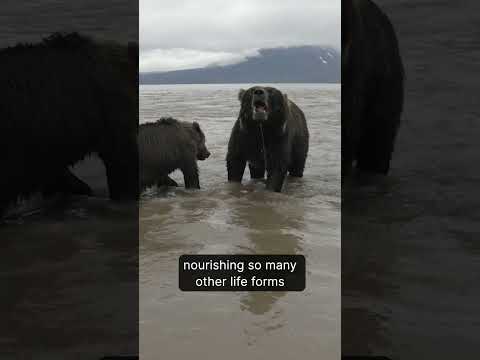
left=139, top=117, right=210, bottom=190
left=0, top=33, right=139, bottom=215
left=342, top=0, right=404, bottom=176
left=226, top=86, right=309, bottom=192
left=41, top=168, right=93, bottom=197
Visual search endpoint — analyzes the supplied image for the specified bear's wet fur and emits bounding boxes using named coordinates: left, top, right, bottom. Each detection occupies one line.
left=342, top=0, right=404, bottom=176
left=226, top=86, right=309, bottom=192
left=0, top=32, right=139, bottom=215
left=139, top=117, right=210, bottom=190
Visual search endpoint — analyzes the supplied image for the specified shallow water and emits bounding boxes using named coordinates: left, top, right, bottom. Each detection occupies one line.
left=139, top=84, right=341, bottom=359
left=0, top=197, right=138, bottom=359
left=342, top=0, right=480, bottom=357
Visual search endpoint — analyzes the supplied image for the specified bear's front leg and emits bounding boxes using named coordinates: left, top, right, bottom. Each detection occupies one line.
left=101, top=141, right=139, bottom=201
left=157, top=175, right=178, bottom=187
left=265, top=142, right=289, bottom=192
left=181, top=160, right=200, bottom=189
left=63, top=169, right=93, bottom=196
left=248, top=160, right=265, bottom=179
left=227, top=156, right=246, bottom=183
left=266, top=166, right=288, bottom=192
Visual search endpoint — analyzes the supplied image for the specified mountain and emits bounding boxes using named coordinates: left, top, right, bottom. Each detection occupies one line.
left=140, top=46, right=340, bottom=84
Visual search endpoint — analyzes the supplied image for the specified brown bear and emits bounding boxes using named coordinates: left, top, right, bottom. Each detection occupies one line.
left=139, top=118, right=210, bottom=190
left=226, top=86, right=309, bottom=192
left=0, top=32, right=139, bottom=216
left=342, top=0, right=404, bottom=176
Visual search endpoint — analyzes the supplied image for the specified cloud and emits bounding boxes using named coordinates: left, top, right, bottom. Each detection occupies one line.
left=140, top=0, right=340, bottom=72
left=140, top=48, right=260, bottom=73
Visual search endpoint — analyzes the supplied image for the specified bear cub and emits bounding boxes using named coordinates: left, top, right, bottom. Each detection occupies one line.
left=139, top=117, right=210, bottom=190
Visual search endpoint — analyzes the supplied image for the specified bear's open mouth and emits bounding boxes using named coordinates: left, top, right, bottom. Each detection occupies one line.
left=252, top=100, right=269, bottom=121
left=253, top=100, right=268, bottom=114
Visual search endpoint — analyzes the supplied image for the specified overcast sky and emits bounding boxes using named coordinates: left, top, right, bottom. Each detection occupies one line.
left=140, top=0, right=340, bottom=72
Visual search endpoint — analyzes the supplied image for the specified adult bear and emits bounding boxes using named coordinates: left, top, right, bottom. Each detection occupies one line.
left=227, top=86, right=309, bottom=192
left=0, top=33, right=138, bottom=215
left=342, top=0, right=404, bottom=176
left=139, top=118, right=210, bottom=190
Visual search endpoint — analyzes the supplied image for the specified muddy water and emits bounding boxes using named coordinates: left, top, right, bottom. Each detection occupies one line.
left=139, top=84, right=341, bottom=359
left=342, top=0, right=480, bottom=358
left=0, top=197, right=138, bottom=359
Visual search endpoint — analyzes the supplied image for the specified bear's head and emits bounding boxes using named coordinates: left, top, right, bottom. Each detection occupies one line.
left=184, top=121, right=211, bottom=161
left=237, top=86, right=290, bottom=133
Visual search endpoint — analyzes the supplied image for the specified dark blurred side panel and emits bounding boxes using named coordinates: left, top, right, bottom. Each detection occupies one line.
left=0, top=1, right=138, bottom=359
left=342, top=0, right=480, bottom=358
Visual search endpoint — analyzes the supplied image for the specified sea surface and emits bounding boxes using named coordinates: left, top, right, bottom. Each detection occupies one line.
left=342, top=0, right=480, bottom=358
left=139, top=83, right=341, bottom=360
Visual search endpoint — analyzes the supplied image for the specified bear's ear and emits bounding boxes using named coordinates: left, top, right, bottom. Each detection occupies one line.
left=238, top=89, right=246, bottom=102
left=193, top=121, right=201, bottom=131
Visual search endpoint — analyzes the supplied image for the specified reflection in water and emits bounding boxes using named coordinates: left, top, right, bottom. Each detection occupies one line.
left=342, top=174, right=399, bottom=354
left=229, top=188, right=304, bottom=318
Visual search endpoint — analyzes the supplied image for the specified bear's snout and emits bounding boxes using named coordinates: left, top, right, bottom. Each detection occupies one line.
left=198, top=148, right=210, bottom=160
left=252, top=87, right=269, bottom=122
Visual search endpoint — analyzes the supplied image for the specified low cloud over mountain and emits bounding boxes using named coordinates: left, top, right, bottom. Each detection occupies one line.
left=140, top=46, right=340, bottom=84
